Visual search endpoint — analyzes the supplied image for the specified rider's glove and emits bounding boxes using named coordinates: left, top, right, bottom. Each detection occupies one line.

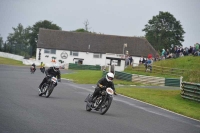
left=114, top=91, right=117, bottom=95
left=99, top=84, right=103, bottom=88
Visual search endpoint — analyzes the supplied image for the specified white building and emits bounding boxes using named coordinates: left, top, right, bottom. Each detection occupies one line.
left=36, top=28, right=157, bottom=71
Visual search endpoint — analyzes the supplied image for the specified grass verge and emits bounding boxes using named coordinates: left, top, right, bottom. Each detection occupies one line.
left=117, top=87, right=200, bottom=120
left=62, top=70, right=200, bottom=120
left=62, top=70, right=143, bottom=85
left=0, top=57, right=25, bottom=66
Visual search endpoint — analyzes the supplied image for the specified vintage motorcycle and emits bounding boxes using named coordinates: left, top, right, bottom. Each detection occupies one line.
left=40, top=67, right=45, bottom=74
left=85, top=87, right=114, bottom=115
left=30, top=66, right=35, bottom=74
left=38, top=76, right=58, bottom=98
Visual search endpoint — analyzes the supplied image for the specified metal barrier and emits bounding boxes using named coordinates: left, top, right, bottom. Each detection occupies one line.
left=102, top=71, right=132, bottom=81
left=181, top=82, right=200, bottom=102
left=165, top=78, right=181, bottom=87
left=103, top=71, right=181, bottom=87
left=132, top=63, right=186, bottom=76
left=68, top=63, right=101, bottom=70
left=115, top=71, right=132, bottom=81
left=132, top=74, right=165, bottom=86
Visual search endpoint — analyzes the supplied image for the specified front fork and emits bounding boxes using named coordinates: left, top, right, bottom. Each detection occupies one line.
left=95, top=95, right=107, bottom=109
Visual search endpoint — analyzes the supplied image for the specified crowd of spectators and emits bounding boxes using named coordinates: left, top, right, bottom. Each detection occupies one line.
left=138, top=43, right=200, bottom=68
left=159, top=43, right=200, bottom=60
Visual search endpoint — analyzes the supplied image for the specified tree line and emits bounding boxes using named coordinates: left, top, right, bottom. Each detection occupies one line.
left=0, top=11, right=185, bottom=57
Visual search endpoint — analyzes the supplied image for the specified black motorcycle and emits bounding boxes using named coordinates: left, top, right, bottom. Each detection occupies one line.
left=30, top=66, right=35, bottom=74
left=38, top=76, right=58, bottom=98
left=85, top=87, right=114, bottom=115
left=40, top=67, right=45, bottom=74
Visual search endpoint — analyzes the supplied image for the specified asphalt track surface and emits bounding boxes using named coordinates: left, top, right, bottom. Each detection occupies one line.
left=0, top=65, right=199, bottom=133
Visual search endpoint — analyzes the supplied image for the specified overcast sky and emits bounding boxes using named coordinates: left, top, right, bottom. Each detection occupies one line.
left=0, top=0, right=199, bottom=48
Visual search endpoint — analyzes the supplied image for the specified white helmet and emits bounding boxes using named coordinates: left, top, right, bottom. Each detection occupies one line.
left=106, top=72, right=114, bottom=82
left=53, top=63, right=59, bottom=72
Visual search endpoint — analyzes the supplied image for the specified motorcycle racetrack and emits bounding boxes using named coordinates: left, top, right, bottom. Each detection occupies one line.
left=0, top=65, right=199, bottom=133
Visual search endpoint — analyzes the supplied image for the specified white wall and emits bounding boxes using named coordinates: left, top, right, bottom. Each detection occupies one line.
left=36, top=49, right=119, bottom=66
left=36, top=48, right=142, bottom=71
left=0, top=52, right=43, bottom=66
left=131, top=56, right=141, bottom=67
left=0, top=52, right=24, bottom=61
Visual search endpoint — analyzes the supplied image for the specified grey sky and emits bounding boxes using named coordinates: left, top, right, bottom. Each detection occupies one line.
left=0, top=0, right=199, bottom=48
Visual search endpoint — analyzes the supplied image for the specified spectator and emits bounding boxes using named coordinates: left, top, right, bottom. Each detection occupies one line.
left=197, top=49, right=200, bottom=56
left=129, top=55, right=133, bottom=66
left=155, top=54, right=159, bottom=61
left=145, top=57, right=153, bottom=72
left=189, top=46, right=193, bottom=55
left=173, top=46, right=177, bottom=58
left=195, top=43, right=199, bottom=52
left=125, top=55, right=129, bottom=66
left=177, top=47, right=181, bottom=58
left=184, top=47, right=189, bottom=56
left=165, top=49, right=170, bottom=59
left=161, top=49, right=165, bottom=59
left=142, top=57, right=146, bottom=64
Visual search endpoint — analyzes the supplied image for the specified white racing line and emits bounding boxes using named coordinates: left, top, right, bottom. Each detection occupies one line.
left=60, top=79, right=200, bottom=124
left=115, top=94, right=200, bottom=126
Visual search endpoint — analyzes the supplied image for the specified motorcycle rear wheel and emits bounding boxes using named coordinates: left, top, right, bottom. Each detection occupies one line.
left=86, top=103, right=92, bottom=111
left=85, top=94, right=92, bottom=111
left=38, top=84, right=46, bottom=96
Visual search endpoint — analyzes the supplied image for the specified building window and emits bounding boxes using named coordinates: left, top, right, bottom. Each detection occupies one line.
left=44, top=49, right=56, bottom=54
left=93, top=53, right=102, bottom=58
left=112, top=60, right=121, bottom=66
left=70, top=51, right=79, bottom=56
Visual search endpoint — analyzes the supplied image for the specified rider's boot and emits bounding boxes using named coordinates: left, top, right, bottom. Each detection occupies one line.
left=38, top=87, right=42, bottom=93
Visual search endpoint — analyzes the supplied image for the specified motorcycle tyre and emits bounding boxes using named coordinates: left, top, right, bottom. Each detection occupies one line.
left=86, top=103, right=92, bottom=111
left=45, top=85, right=54, bottom=98
left=85, top=94, right=92, bottom=111
left=100, top=97, right=113, bottom=115
left=38, top=84, right=46, bottom=96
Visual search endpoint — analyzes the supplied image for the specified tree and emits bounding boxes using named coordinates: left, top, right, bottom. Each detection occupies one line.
left=83, top=19, right=90, bottom=31
left=74, top=28, right=89, bottom=32
left=73, top=20, right=91, bottom=33
left=142, top=11, right=185, bottom=51
left=29, top=20, right=62, bottom=56
left=6, top=23, right=31, bottom=54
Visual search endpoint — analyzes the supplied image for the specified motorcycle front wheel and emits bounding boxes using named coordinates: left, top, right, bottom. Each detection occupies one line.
left=45, top=85, right=54, bottom=98
left=100, top=96, right=113, bottom=115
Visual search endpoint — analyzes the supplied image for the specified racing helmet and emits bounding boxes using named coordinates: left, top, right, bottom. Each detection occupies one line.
left=53, top=63, right=59, bottom=72
left=106, top=72, right=114, bottom=82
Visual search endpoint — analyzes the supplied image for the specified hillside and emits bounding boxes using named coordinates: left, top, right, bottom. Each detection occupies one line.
left=124, top=56, right=200, bottom=83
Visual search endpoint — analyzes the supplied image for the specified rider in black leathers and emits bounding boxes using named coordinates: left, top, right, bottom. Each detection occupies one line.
left=38, top=64, right=61, bottom=92
left=89, top=72, right=116, bottom=102
left=31, top=63, right=36, bottom=72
